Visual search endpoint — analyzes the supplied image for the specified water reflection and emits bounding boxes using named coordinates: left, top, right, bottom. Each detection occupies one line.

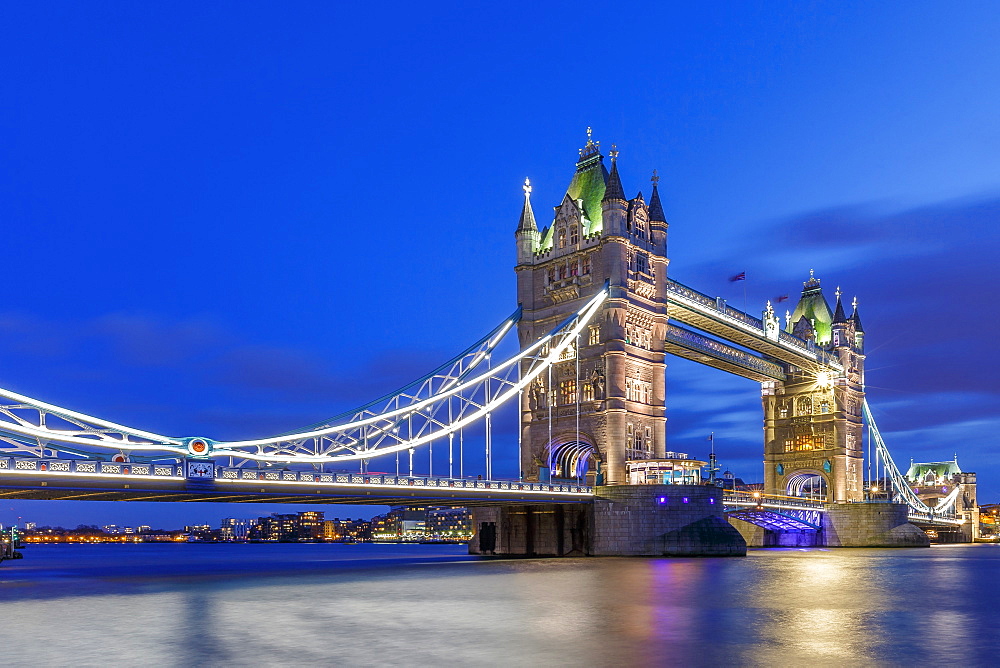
left=0, top=544, right=998, bottom=666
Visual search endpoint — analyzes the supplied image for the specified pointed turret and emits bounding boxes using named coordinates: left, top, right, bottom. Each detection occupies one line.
left=830, top=287, right=850, bottom=348
left=832, top=293, right=848, bottom=324
left=515, top=178, right=541, bottom=265
left=603, top=155, right=626, bottom=202
left=600, top=143, right=627, bottom=237
left=850, top=297, right=865, bottom=351
left=850, top=300, right=864, bottom=333
left=647, top=170, right=668, bottom=252
left=648, top=173, right=666, bottom=222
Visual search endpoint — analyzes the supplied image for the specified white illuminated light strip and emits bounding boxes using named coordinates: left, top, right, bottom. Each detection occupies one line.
left=0, top=289, right=607, bottom=464
left=208, top=288, right=608, bottom=461
left=668, top=290, right=843, bottom=370
left=0, top=388, right=182, bottom=444
left=0, top=467, right=593, bottom=496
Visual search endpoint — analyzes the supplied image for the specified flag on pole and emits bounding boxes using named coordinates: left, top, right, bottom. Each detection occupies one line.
left=775, top=294, right=789, bottom=303
left=728, top=272, right=746, bottom=282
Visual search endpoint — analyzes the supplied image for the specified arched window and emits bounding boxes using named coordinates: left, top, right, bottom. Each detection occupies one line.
left=570, top=226, right=579, bottom=245
left=558, top=228, right=567, bottom=249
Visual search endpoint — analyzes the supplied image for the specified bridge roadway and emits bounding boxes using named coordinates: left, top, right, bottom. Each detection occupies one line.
left=664, top=278, right=843, bottom=380
left=0, top=457, right=592, bottom=506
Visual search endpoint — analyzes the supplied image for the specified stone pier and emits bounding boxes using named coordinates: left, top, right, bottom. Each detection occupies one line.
left=469, top=484, right=746, bottom=557
left=731, top=501, right=930, bottom=548
left=821, top=502, right=929, bottom=547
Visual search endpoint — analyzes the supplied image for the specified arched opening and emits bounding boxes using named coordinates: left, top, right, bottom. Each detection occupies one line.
left=786, top=472, right=828, bottom=501
left=546, top=440, right=597, bottom=483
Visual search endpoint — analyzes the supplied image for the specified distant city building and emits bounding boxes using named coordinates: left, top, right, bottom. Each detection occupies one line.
left=219, top=518, right=256, bottom=541
left=426, top=507, right=472, bottom=541
left=249, top=512, right=325, bottom=542
left=372, top=506, right=472, bottom=542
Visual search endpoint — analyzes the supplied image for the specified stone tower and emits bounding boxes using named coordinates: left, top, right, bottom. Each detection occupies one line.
left=515, top=134, right=668, bottom=485
left=762, top=276, right=866, bottom=502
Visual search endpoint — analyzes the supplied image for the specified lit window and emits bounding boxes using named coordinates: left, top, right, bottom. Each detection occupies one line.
left=588, top=325, right=600, bottom=346
left=558, top=228, right=567, bottom=249
left=559, top=380, right=576, bottom=405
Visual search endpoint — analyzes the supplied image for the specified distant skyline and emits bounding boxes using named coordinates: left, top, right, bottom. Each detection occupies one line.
left=2, top=2, right=999, bottom=526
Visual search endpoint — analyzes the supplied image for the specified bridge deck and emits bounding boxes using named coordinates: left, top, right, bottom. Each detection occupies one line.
left=666, top=279, right=842, bottom=373
left=0, top=459, right=593, bottom=506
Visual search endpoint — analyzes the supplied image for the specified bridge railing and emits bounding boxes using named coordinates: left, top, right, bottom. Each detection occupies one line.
left=0, top=457, right=594, bottom=495
left=665, top=279, right=843, bottom=370
left=722, top=490, right=827, bottom=511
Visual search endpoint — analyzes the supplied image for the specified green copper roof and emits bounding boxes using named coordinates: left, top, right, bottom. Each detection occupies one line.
left=786, top=275, right=834, bottom=344
left=565, top=141, right=608, bottom=236
left=906, top=460, right=962, bottom=482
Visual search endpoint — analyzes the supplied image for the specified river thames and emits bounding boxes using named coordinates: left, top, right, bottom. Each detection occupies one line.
left=1, top=543, right=998, bottom=667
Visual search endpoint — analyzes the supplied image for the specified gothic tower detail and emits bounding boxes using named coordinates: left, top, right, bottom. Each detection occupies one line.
left=516, top=132, right=668, bottom=485
left=762, top=277, right=866, bottom=502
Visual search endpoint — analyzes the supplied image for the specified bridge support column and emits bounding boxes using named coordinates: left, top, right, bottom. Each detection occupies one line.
left=469, top=485, right=746, bottom=557
left=820, top=502, right=929, bottom=547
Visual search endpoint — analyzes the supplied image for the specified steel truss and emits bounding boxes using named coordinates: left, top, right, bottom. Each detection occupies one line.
left=0, top=288, right=608, bottom=466
left=864, top=399, right=961, bottom=519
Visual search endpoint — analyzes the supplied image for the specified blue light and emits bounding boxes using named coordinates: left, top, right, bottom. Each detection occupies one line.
left=682, top=497, right=689, bottom=503
left=709, top=498, right=715, bottom=504
left=658, top=496, right=667, bottom=505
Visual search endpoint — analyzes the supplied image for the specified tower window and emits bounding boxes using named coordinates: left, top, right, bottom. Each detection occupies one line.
left=559, top=263, right=568, bottom=279
left=558, top=229, right=567, bottom=249
left=588, top=325, right=600, bottom=346
left=547, top=267, right=556, bottom=284
left=559, top=380, right=576, bottom=406
left=570, top=261, right=579, bottom=277
left=570, top=226, right=579, bottom=245
left=582, top=256, right=591, bottom=275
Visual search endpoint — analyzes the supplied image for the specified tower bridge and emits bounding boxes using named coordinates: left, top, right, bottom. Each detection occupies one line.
left=0, top=132, right=977, bottom=554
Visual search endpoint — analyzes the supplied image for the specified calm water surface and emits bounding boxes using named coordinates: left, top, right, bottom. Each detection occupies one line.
left=1, top=542, right=998, bottom=667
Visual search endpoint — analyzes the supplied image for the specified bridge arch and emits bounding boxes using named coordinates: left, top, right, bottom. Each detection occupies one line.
left=546, top=438, right=599, bottom=482
left=784, top=470, right=830, bottom=502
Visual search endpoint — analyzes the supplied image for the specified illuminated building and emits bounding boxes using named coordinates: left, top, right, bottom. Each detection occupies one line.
left=515, top=131, right=668, bottom=486
left=627, top=452, right=706, bottom=485
left=425, top=507, right=472, bottom=541
left=219, top=518, right=255, bottom=541
left=762, top=278, right=867, bottom=502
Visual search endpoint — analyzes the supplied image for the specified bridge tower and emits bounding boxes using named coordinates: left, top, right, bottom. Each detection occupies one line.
left=515, top=133, right=668, bottom=485
left=762, top=277, right=866, bottom=502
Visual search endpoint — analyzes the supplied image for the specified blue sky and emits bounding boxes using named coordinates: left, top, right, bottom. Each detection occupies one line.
left=1, top=2, right=998, bottom=527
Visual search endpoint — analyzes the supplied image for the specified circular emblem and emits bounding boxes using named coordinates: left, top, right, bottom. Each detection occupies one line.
left=187, top=438, right=212, bottom=457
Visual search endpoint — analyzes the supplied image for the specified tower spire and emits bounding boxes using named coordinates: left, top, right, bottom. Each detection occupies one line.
left=832, top=287, right=848, bottom=324
left=648, top=169, right=666, bottom=222
left=850, top=296, right=864, bottom=332
left=516, top=178, right=537, bottom=233
left=603, top=144, right=625, bottom=202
